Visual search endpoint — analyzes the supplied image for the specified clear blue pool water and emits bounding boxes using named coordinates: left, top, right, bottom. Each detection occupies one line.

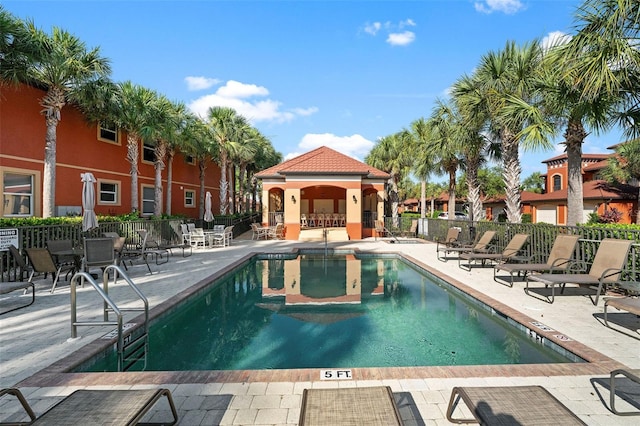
left=80, top=252, right=576, bottom=372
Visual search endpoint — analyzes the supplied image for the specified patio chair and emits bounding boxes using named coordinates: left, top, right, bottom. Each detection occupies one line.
left=268, top=223, right=285, bottom=239
left=401, top=219, right=418, bottom=237
left=121, top=229, right=168, bottom=273
left=224, top=225, right=234, bottom=246
left=251, top=223, right=269, bottom=240
left=299, top=386, right=402, bottom=426
left=8, top=244, right=31, bottom=282
left=83, top=237, right=117, bottom=281
left=0, top=387, right=178, bottom=425
left=446, top=385, right=586, bottom=425
left=102, top=231, right=127, bottom=265
left=46, top=239, right=78, bottom=278
left=25, top=248, right=76, bottom=293
left=493, top=234, right=580, bottom=287
left=459, top=233, right=529, bottom=270
left=189, top=227, right=207, bottom=249
left=609, top=368, right=640, bottom=416
left=525, top=238, right=632, bottom=305
left=1, top=246, right=35, bottom=316
left=436, top=230, right=496, bottom=262
left=435, top=227, right=461, bottom=259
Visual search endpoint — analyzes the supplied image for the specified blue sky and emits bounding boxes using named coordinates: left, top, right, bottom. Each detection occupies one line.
left=5, top=0, right=625, bottom=180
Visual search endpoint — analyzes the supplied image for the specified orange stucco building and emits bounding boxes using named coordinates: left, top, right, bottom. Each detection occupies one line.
left=1, top=83, right=220, bottom=218
left=255, top=146, right=390, bottom=240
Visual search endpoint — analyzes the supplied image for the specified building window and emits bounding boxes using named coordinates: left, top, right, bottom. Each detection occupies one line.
left=97, top=122, right=119, bottom=144
left=185, top=154, right=196, bottom=165
left=142, top=185, right=155, bottom=215
left=3, top=172, right=34, bottom=216
left=98, top=180, right=120, bottom=205
left=185, top=190, right=195, bottom=207
left=142, top=142, right=156, bottom=163
left=552, top=175, right=562, bottom=192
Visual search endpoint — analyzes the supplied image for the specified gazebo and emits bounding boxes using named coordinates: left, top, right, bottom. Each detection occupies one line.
left=254, top=146, right=390, bottom=240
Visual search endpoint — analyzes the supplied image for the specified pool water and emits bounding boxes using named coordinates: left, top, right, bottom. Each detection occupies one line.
left=81, top=253, right=575, bottom=372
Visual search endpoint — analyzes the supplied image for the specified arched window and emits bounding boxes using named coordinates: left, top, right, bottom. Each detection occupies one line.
left=552, top=175, right=562, bottom=191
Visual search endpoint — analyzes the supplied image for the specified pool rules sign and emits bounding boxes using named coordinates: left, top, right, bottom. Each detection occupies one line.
left=0, top=228, right=18, bottom=251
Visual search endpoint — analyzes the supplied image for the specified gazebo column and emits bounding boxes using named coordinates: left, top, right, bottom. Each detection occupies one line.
left=261, top=188, right=269, bottom=226
left=377, top=190, right=385, bottom=222
left=284, top=188, right=301, bottom=240
left=346, top=189, right=362, bottom=239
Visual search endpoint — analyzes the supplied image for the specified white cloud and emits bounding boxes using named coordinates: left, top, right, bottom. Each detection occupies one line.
left=474, top=0, right=524, bottom=15
left=541, top=31, right=571, bottom=52
left=284, top=133, right=375, bottom=161
left=184, top=76, right=220, bottom=91
left=363, top=19, right=417, bottom=46
left=364, top=22, right=381, bottom=36
left=187, top=80, right=317, bottom=124
left=387, top=31, right=415, bottom=46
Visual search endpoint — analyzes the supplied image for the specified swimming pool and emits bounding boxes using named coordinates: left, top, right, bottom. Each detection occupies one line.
left=80, top=251, right=578, bottom=372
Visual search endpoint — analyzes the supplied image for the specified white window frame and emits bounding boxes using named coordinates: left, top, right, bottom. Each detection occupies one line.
left=2, top=171, right=35, bottom=217
left=142, top=142, right=156, bottom=164
left=97, top=122, right=120, bottom=145
left=97, top=179, right=121, bottom=206
left=184, top=189, right=196, bottom=208
left=141, top=184, right=155, bottom=216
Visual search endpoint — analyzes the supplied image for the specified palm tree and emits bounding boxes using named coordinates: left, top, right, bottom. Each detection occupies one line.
left=182, top=115, right=217, bottom=219
left=409, top=118, right=435, bottom=219
left=0, top=7, right=40, bottom=86
left=516, top=32, right=615, bottom=226
left=466, top=41, right=553, bottom=223
left=366, top=132, right=410, bottom=224
left=426, top=99, right=463, bottom=220
left=24, top=23, right=111, bottom=217
left=108, top=82, right=158, bottom=213
left=207, top=107, right=248, bottom=215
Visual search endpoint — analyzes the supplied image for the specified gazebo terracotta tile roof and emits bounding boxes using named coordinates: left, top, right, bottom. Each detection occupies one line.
left=255, top=146, right=390, bottom=179
left=541, top=153, right=610, bottom=163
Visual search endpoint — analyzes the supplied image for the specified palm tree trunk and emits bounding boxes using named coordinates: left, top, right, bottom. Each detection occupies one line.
left=466, top=155, right=483, bottom=221
left=239, top=163, right=247, bottom=214
left=126, top=134, right=140, bottom=213
left=165, top=148, right=174, bottom=215
left=219, top=151, right=229, bottom=215
left=420, top=180, right=426, bottom=219
left=42, top=114, right=58, bottom=218
left=448, top=169, right=456, bottom=218
left=153, top=141, right=166, bottom=217
left=199, top=158, right=207, bottom=219
left=565, top=120, right=588, bottom=226
left=228, top=162, right=235, bottom=214
left=502, top=129, right=522, bottom=223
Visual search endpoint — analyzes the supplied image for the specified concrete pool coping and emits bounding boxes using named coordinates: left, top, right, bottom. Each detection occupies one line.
left=15, top=247, right=627, bottom=388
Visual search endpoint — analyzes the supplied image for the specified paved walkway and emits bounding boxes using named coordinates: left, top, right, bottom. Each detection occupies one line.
left=1, top=232, right=639, bottom=425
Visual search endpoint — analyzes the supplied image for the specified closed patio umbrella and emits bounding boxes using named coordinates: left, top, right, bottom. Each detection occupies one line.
left=204, top=191, right=214, bottom=222
left=81, top=172, right=98, bottom=231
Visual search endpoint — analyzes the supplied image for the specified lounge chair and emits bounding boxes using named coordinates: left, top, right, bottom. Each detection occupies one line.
left=603, top=295, right=640, bottom=338
left=493, top=234, right=580, bottom=287
left=525, top=238, right=633, bottom=305
left=299, top=386, right=403, bottom=426
left=458, top=233, right=529, bottom=270
left=25, top=248, right=76, bottom=293
left=1, top=246, right=35, bottom=316
left=609, top=369, right=640, bottom=416
left=437, top=230, right=496, bottom=262
left=435, top=227, right=461, bottom=259
left=121, top=229, right=169, bottom=273
left=0, top=387, right=178, bottom=425
left=446, top=385, right=586, bottom=425
left=401, top=219, right=418, bottom=237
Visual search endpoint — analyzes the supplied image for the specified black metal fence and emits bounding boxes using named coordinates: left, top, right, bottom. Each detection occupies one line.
left=1, top=213, right=259, bottom=282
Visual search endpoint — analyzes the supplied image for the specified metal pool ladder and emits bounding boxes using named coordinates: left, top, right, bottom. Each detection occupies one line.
left=70, top=265, right=149, bottom=372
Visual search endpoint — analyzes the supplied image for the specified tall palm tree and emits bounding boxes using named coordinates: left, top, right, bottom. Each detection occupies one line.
left=24, top=23, right=111, bottom=217
left=207, top=106, right=249, bottom=215
left=366, top=132, right=410, bottom=224
left=409, top=118, right=434, bottom=219
left=0, top=7, right=40, bottom=86
left=108, top=82, right=158, bottom=213
left=427, top=99, right=463, bottom=220
left=182, top=114, right=217, bottom=219
left=467, top=41, right=552, bottom=223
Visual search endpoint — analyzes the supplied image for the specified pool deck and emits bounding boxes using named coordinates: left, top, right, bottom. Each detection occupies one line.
left=1, top=233, right=639, bottom=424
